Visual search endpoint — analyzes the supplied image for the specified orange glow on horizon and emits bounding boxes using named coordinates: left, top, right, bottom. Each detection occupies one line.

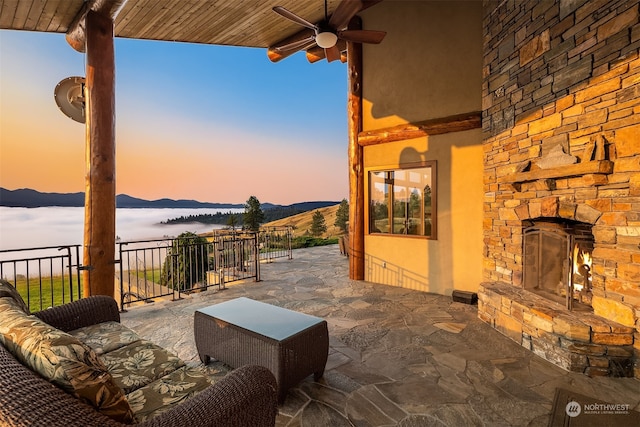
left=1, top=31, right=349, bottom=205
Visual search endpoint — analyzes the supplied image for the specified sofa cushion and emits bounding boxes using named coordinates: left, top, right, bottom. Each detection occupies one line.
left=0, top=279, right=29, bottom=313
left=126, top=366, right=214, bottom=423
left=70, top=321, right=141, bottom=355
left=101, top=340, right=186, bottom=394
left=0, top=298, right=135, bottom=424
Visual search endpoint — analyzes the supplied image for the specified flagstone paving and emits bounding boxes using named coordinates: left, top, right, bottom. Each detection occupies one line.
left=120, top=245, right=640, bottom=427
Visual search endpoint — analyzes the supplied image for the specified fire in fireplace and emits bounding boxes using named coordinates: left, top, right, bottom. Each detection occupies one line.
left=523, top=219, right=594, bottom=311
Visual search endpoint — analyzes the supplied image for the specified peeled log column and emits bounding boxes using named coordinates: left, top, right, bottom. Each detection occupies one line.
left=83, top=9, right=116, bottom=298
left=346, top=26, right=364, bottom=280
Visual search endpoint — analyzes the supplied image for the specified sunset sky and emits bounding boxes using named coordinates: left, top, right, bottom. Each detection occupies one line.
left=0, top=30, right=349, bottom=205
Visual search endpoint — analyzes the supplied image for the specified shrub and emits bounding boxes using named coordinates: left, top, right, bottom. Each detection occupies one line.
left=291, top=236, right=338, bottom=249
left=161, top=232, right=211, bottom=291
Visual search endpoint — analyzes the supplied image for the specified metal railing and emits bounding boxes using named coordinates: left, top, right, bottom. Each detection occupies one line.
left=0, top=226, right=293, bottom=312
left=118, top=231, right=263, bottom=309
left=258, top=226, right=293, bottom=262
left=0, top=245, right=83, bottom=312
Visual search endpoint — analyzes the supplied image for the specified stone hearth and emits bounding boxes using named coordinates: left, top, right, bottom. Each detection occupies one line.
left=479, top=282, right=635, bottom=377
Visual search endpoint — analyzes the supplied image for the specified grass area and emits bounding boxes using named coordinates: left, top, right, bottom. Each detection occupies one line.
left=262, top=204, right=345, bottom=239
left=13, top=275, right=82, bottom=313
left=126, top=268, right=162, bottom=284
left=291, top=236, right=339, bottom=249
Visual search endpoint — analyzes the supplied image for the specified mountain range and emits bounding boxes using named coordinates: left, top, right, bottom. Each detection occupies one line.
left=0, top=188, right=338, bottom=211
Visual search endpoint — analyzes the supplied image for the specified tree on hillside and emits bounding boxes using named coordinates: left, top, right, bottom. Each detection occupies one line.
left=243, top=196, right=264, bottom=232
left=310, top=211, right=327, bottom=237
left=226, top=213, right=239, bottom=229
left=334, top=199, right=349, bottom=233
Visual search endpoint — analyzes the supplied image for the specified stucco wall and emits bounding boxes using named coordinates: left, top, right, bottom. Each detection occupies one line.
left=362, top=1, right=483, bottom=127
left=360, top=1, right=484, bottom=295
left=364, top=130, right=484, bottom=294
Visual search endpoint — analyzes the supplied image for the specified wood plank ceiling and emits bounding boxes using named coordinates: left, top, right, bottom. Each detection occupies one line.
left=0, top=0, right=346, bottom=49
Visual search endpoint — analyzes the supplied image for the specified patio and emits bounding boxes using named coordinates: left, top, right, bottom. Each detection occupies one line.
left=121, top=245, right=640, bottom=426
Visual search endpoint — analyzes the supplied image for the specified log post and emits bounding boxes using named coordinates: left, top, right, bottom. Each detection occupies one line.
left=83, top=9, right=116, bottom=298
left=347, top=19, right=365, bottom=280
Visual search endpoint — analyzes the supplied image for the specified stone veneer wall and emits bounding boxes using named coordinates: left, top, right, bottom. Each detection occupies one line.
left=480, top=0, right=640, bottom=377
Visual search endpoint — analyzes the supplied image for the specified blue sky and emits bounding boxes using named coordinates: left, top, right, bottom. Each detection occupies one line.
left=0, top=29, right=349, bottom=205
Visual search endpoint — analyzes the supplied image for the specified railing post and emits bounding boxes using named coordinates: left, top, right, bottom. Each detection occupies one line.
left=75, top=245, right=83, bottom=299
left=63, top=246, right=74, bottom=302
left=117, top=242, right=125, bottom=311
left=254, top=231, right=260, bottom=282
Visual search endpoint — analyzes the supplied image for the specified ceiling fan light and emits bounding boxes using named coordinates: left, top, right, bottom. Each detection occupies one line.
left=315, top=31, right=338, bottom=48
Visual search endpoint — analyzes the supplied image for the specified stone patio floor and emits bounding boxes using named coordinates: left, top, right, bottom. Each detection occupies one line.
left=120, top=245, right=639, bottom=426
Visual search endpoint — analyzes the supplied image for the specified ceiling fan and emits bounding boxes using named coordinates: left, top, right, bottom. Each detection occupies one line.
left=268, top=0, right=386, bottom=63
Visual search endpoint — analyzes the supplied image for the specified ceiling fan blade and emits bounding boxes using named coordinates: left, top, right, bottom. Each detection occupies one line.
left=268, top=42, right=316, bottom=62
left=338, top=29, right=386, bottom=44
left=273, top=6, right=318, bottom=31
left=268, top=28, right=316, bottom=62
left=329, top=0, right=364, bottom=30
left=273, top=35, right=315, bottom=52
left=325, top=45, right=342, bottom=62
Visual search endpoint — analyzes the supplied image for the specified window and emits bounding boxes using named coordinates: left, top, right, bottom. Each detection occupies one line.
left=368, top=162, right=436, bottom=238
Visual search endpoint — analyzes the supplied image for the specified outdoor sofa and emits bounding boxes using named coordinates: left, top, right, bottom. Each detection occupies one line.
left=0, top=281, right=278, bottom=426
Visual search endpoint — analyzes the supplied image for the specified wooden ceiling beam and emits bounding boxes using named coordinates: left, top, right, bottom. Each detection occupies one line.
left=66, top=0, right=128, bottom=52
left=267, top=28, right=316, bottom=63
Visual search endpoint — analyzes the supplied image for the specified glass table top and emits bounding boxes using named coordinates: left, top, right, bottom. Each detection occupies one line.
left=197, top=297, right=324, bottom=341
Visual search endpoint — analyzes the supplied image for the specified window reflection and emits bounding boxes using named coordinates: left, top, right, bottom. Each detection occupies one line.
left=369, top=162, right=436, bottom=239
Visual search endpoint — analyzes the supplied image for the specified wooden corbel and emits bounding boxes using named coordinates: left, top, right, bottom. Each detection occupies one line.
left=66, top=0, right=128, bottom=52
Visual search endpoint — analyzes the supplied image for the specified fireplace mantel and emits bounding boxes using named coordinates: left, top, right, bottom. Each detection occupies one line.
left=497, top=160, right=613, bottom=188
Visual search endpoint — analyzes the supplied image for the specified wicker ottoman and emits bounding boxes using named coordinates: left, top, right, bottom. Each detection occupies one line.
left=194, top=297, right=329, bottom=403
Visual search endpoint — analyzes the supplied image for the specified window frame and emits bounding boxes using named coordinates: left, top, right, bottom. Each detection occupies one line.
left=367, top=161, right=437, bottom=239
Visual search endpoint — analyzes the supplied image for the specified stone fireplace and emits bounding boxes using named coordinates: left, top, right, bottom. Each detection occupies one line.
left=479, top=0, right=639, bottom=378
left=479, top=197, right=636, bottom=378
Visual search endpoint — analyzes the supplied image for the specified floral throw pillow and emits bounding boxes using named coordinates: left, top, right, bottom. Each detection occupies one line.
left=0, top=279, right=29, bottom=313
left=0, top=298, right=134, bottom=424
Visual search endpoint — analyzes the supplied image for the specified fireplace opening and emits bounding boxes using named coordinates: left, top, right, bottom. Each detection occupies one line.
left=523, top=219, right=594, bottom=311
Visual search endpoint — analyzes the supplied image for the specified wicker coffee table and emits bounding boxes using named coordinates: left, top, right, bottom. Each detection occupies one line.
left=194, top=297, right=329, bottom=402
